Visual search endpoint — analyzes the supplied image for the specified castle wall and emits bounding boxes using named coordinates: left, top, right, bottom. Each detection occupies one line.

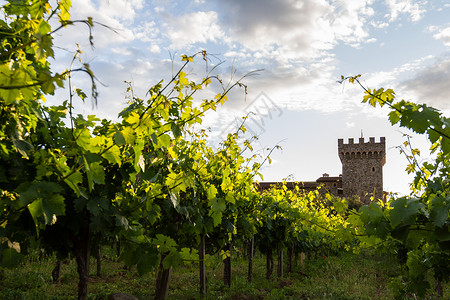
left=258, top=137, right=386, bottom=204
left=338, top=137, right=385, bottom=203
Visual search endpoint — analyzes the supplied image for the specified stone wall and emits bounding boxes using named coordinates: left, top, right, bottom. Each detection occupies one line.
left=338, top=137, right=386, bottom=203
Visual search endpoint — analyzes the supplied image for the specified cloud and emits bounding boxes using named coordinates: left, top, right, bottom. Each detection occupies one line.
left=51, top=0, right=145, bottom=50
left=433, top=26, right=450, bottom=47
left=400, top=57, right=450, bottom=109
left=163, top=11, right=228, bottom=49
left=98, top=0, right=144, bottom=21
left=370, top=21, right=389, bottom=29
left=385, top=0, right=426, bottom=22
left=47, top=0, right=443, bottom=129
left=150, top=45, right=161, bottom=53
left=214, top=0, right=374, bottom=61
left=133, top=21, right=160, bottom=43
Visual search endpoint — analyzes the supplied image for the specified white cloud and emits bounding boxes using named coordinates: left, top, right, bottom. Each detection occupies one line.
left=385, top=0, right=426, bottom=22
left=53, top=0, right=142, bottom=48
left=98, top=0, right=144, bottom=21
left=214, top=0, right=374, bottom=60
left=150, top=45, right=161, bottom=53
left=370, top=21, right=389, bottom=29
left=433, top=26, right=450, bottom=47
left=164, top=11, right=228, bottom=49
left=133, top=21, right=160, bottom=43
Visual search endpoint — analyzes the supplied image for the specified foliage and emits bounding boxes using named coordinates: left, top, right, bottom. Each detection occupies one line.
left=342, top=74, right=450, bottom=297
left=0, top=0, right=254, bottom=298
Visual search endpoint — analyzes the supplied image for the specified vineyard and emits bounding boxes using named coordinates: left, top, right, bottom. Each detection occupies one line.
left=1, top=1, right=449, bottom=299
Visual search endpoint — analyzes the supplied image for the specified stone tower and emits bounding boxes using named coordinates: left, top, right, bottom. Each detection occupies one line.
left=338, top=137, right=386, bottom=203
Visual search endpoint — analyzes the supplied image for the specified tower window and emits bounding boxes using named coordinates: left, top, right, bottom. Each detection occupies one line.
left=372, top=167, right=375, bottom=172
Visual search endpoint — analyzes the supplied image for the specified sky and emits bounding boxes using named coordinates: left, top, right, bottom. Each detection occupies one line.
left=44, top=0, right=450, bottom=195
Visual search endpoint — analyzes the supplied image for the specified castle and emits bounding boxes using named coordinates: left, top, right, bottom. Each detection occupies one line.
left=258, top=137, right=386, bottom=203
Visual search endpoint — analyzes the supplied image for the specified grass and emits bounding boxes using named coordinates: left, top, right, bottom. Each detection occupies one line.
left=0, top=248, right=447, bottom=299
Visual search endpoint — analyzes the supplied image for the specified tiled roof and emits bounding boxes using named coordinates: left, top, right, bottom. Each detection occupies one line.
left=316, top=176, right=341, bottom=182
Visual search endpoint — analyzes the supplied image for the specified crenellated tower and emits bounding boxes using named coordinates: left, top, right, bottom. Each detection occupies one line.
left=338, top=137, right=386, bottom=203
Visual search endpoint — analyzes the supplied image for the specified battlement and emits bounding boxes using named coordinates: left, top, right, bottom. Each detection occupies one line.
left=338, top=137, right=385, bottom=146
left=338, top=137, right=385, bottom=153
left=338, top=137, right=386, bottom=164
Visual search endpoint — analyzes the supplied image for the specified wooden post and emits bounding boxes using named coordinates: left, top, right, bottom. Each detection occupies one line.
left=266, top=248, right=273, bottom=279
left=116, top=240, right=121, bottom=259
left=247, top=236, right=254, bottom=283
left=154, top=253, right=172, bottom=300
left=287, top=243, right=293, bottom=273
left=300, top=252, right=306, bottom=269
left=277, top=249, right=283, bottom=278
left=199, top=234, right=207, bottom=298
left=96, top=245, right=101, bottom=277
left=52, top=260, right=62, bottom=283
left=223, top=243, right=232, bottom=287
left=74, top=226, right=91, bottom=300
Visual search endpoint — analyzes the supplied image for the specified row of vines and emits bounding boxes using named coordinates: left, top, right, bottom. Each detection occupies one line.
left=0, top=1, right=449, bottom=300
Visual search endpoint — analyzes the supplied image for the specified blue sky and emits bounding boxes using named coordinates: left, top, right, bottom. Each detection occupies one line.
left=46, top=0, right=450, bottom=195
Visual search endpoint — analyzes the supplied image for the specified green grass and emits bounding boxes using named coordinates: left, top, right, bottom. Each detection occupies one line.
left=0, top=249, right=447, bottom=299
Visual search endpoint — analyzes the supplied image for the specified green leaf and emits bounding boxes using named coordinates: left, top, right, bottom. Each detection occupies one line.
left=388, top=110, right=401, bottom=125
left=43, top=194, right=65, bottom=221
left=115, top=215, right=129, bottom=230
left=121, top=126, right=136, bottom=144
left=38, top=20, right=51, bottom=35
left=435, top=226, right=450, bottom=242
left=210, top=198, right=226, bottom=212
left=86, top=197, right=107, bottom=216
left=429, top=196, right=449, bottom=227
left=75, top=88, right=87, bottom=101
left=12, top=138, right=34, bottom=159
left=1, top=248, right=22, bottom=268
left=181, top=55, right=193, bottom=62
left=389, top=197, right=425, bottom=228
left=28, top=198, right=43, bottom=225
left=154, top=234, right=177, bottom=253
left=210, top=211, right=222, bottom=227
left=206, top=185, right=218, bottom=201
left=74, top=128, right=92, bottom=150
left=28, top=193, right=65, bottom=225
left=18, top=181, right=63, bottom=205
left=158, top=134, right=171, bottom=148
left=225, top=192, right=235, bottom=204
left=101, top=145, right=122, bottom=166
left=162, top=252, right=182, bottom=269
left=390, top=225, right=410, bottom=242
left=90, top=162, right=105, bottom=185
left=137, top=250, right=158, bottom=276
left=441, top=132, right=450, bottom=154
left=113, top=130, right=126, bottom=145
left=359, top=202, right=383, bottom=224
left=0, top=87, right=21, bottom=104
left=64, top=172, right=84, bottom=198
left=171, top=122, right=182, bottom=138
left=74, top=197, right=87, bottom=212
left=59, top=0, right=72, bottom=21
